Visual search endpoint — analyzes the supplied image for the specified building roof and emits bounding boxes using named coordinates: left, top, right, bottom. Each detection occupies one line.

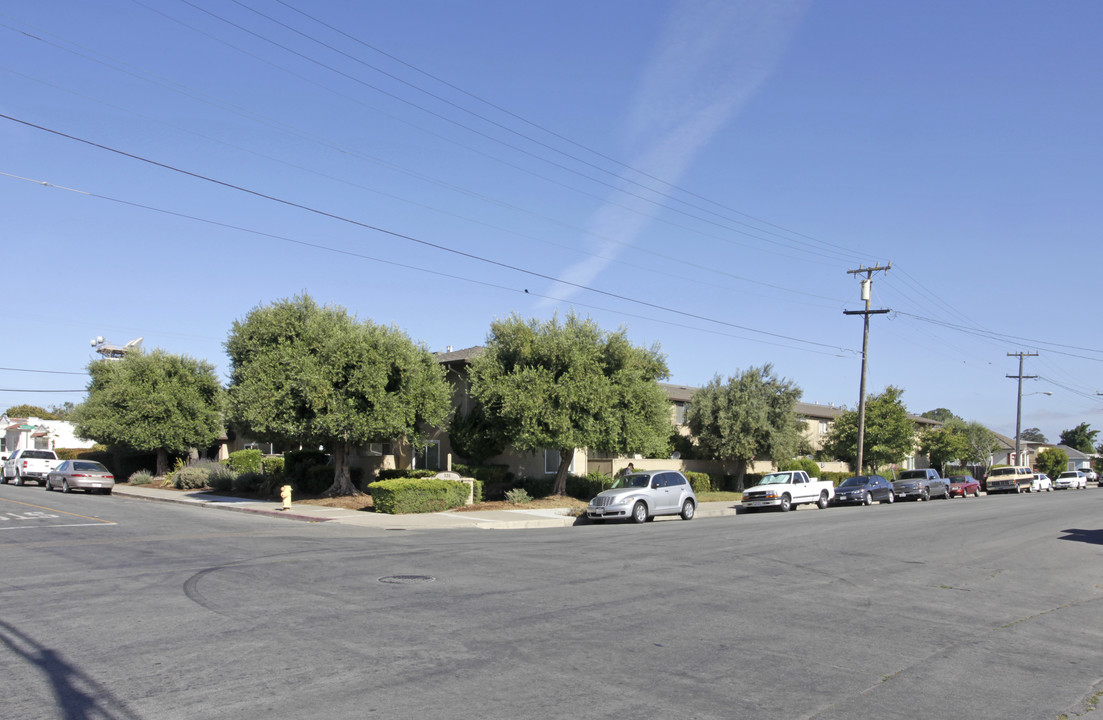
left=436, top=346, right=485, bottom=364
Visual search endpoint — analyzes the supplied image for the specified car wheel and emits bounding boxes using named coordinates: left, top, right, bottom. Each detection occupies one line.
left=863, top=492, right=872, bottom=506
left=778, top=494, right=792, bottom=512
left=631, top=502, right=648, bottom=524
left=817, top=491, right=829, bottom=510
left=62, top=480, right=71, bottom=494
left=921, top=489, right=930, bottom=502
left=680, top=499, right=695, bottom=520
left=884, top=492, right=895, bottom=505
left=13, top=472, right=23, bottom=487
left=43, top=479, right=51, bottom=492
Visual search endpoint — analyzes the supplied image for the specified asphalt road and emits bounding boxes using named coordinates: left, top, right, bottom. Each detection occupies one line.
left=2, top=483, right=1101, bottom=720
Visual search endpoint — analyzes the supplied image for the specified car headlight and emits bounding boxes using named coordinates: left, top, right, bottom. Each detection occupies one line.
left=614, top=495, right=634, bottom=505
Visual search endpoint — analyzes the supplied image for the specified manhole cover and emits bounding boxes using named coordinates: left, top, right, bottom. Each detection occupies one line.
left=378, top=575, right=435, bottom=584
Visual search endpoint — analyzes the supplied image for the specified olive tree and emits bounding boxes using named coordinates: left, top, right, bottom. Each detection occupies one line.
left=72, top=350, right=223, bottom=476
left=468, top=313, right=671, bottom=496
left=225, top=294, right=452, bottom=496
left=821, top=386, right=915, bottom=473
left=686, top=364, right=803, bottom=489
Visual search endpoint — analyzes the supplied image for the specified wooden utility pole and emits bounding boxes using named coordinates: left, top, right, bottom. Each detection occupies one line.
left=844, top=263, right=891, bottom=472
left=1007, top=351, right=1038, bottom=465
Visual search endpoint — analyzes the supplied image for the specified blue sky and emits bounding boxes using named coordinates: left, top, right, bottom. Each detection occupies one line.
left=3, top=0, right=1101, bottom=444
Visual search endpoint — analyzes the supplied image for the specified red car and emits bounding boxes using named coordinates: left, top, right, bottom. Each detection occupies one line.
left=948, top=475, right=982, bottom=498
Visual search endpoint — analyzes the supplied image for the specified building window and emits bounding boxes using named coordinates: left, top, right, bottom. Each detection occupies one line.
left=544, top=449, right=575, bottom=475
left=818, top=420, right=830, bottom=435
left=363, top=443, right=392, bottom=457
left=416, top=441, right=440, bottom=471
left=674, top=402, right=689, bottom=425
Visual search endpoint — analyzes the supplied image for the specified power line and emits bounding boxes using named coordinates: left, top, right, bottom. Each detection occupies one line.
left=0, top=163, right=856, bottom=356
left=0, top=367, right=86, bottom=375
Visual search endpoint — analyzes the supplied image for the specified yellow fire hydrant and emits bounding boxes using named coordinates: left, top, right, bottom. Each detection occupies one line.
left=280, top=484, right=292, bottom=511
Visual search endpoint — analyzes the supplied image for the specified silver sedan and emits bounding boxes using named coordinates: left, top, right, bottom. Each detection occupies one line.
left=44, top=460, right=116, bottom=494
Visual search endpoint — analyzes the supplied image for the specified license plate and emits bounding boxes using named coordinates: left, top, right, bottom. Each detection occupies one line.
left=592, top=508, right=604, bottom=515
left=92, top=483, right=101, bottom=487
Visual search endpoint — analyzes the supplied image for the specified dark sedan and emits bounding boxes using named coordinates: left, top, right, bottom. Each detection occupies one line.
left=948, top=475, right=981, bottom=498
left=832, top=475, right=895, bottom=506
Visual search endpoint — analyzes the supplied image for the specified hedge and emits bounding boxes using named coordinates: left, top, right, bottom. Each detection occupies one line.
left=227, top=449, right=263, bottom=474
left=367, top=478, right=472, bottom=514
left=375, top=469, right=482, bottom=503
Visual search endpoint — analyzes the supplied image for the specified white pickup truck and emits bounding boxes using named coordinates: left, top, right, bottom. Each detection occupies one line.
left=2, top=449, right=61, bottom=486
left=741, top=470, right=835, bottom=512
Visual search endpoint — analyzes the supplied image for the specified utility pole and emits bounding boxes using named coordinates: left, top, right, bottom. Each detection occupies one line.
left=844, top=263, right=891, bottom=473
left=1007, top=351, right=1038, bottom=465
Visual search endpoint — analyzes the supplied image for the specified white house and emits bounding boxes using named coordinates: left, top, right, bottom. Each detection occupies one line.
left=0, top=415, right=96, bottom=458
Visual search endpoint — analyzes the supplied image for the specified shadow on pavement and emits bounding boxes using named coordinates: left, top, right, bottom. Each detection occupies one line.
left=0, top=618, right=142, bottom=720
left=1057, top=528, right=1103, bottom=546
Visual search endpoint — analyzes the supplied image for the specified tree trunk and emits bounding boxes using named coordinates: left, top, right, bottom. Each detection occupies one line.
left=322, top=442, right=362, bottom=497
left=156, top=448, right=169, bottom=478
left=734, top=458, right=748, bottom=491
left=552, top=448, right=574, bottom=496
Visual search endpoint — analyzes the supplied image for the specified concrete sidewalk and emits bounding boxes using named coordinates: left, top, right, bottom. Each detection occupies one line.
left=111, top=484, right=741, bottom=530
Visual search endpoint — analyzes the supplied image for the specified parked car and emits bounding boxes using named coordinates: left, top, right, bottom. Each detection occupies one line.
left=44, top=460, right=115, bottom=494
left=985, top=466, right=1035, bottom=494
left=740, top=470, right=834, bottom=512
left=2, top=449, right=61, bottom=486
left=1081, top=468, right=1098, bottom=483
left=948, top=475, right=982, bottom=498
left=1030, top=473, right=1054, bottom=493
left=1054, top=471, right=1088, bottom=490
left=832, top=475, right=895, bottom=506
left=892, top=468, right=951, bottom=501
left=585, top=470, right=697, bottom=523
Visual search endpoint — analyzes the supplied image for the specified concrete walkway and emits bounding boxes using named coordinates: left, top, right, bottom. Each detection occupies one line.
left=111, top=484, right=742, bottom=530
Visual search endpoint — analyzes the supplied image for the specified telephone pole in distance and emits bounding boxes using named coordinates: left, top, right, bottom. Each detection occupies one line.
left=1007, top=351, right=1039, bottom=465
left=844, top=263, right=891, bottom=472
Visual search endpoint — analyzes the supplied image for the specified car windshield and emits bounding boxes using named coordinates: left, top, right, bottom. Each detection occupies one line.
left=21, top=450, right=56, bottom=459
left=758, top=473, right=794, bottom=485
left=611, top=474, right=652, bottom=489
left=72, top=461, right=109, bottom=472
left=839, top=477, right=869, bottom=487
left=1059, top=472, right=1076, bottom=478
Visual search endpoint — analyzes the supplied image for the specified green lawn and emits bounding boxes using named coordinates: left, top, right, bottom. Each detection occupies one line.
left=697, top=491, right=742, bottom=503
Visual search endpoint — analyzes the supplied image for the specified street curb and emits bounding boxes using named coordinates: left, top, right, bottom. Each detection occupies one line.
left=112, top=487, right=328, bottom=523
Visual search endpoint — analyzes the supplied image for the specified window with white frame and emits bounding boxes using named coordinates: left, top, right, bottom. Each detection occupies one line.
left=818, top=420, right=830, bottom=435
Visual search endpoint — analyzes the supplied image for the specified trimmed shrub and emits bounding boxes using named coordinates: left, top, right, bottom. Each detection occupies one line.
left=684, top=471, right=711, bottom=495
left=378, top=468, right=438, bottom=480
left=128, top=470, right=154, bottom=486
left=821, top=471, right=852, bottom=487
left=261, top=455, right=285, bottom=477
left=367, top=478, right=470, bottom=514
left=227, top=449, right=263, bottom=474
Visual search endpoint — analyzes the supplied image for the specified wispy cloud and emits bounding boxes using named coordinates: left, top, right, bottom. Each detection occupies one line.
left=546, top=0, right=811, bottom=300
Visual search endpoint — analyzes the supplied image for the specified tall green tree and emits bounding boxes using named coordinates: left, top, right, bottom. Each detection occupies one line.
left=1058, top=422, right=1098, bottom=454
left=919, top=419, right=970, bottom=475
left=921, top=407, right=960, bottom=423
left=960, top=421, right=1002, bottom=474
left=4, top=404, right=58, bottom=419
left=72, top=350, right=223, bottom=476
left=686, top=364, right=803, bottom=489
left=468, top=313, right=671, bottom=496
left=1020, top=427, right=1047, bottom=443
left=1036, top=446, right=1069, bottom=480
left=820, top=386, right=915, bottom=473
left=225, top=294, right=452, bottom=497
